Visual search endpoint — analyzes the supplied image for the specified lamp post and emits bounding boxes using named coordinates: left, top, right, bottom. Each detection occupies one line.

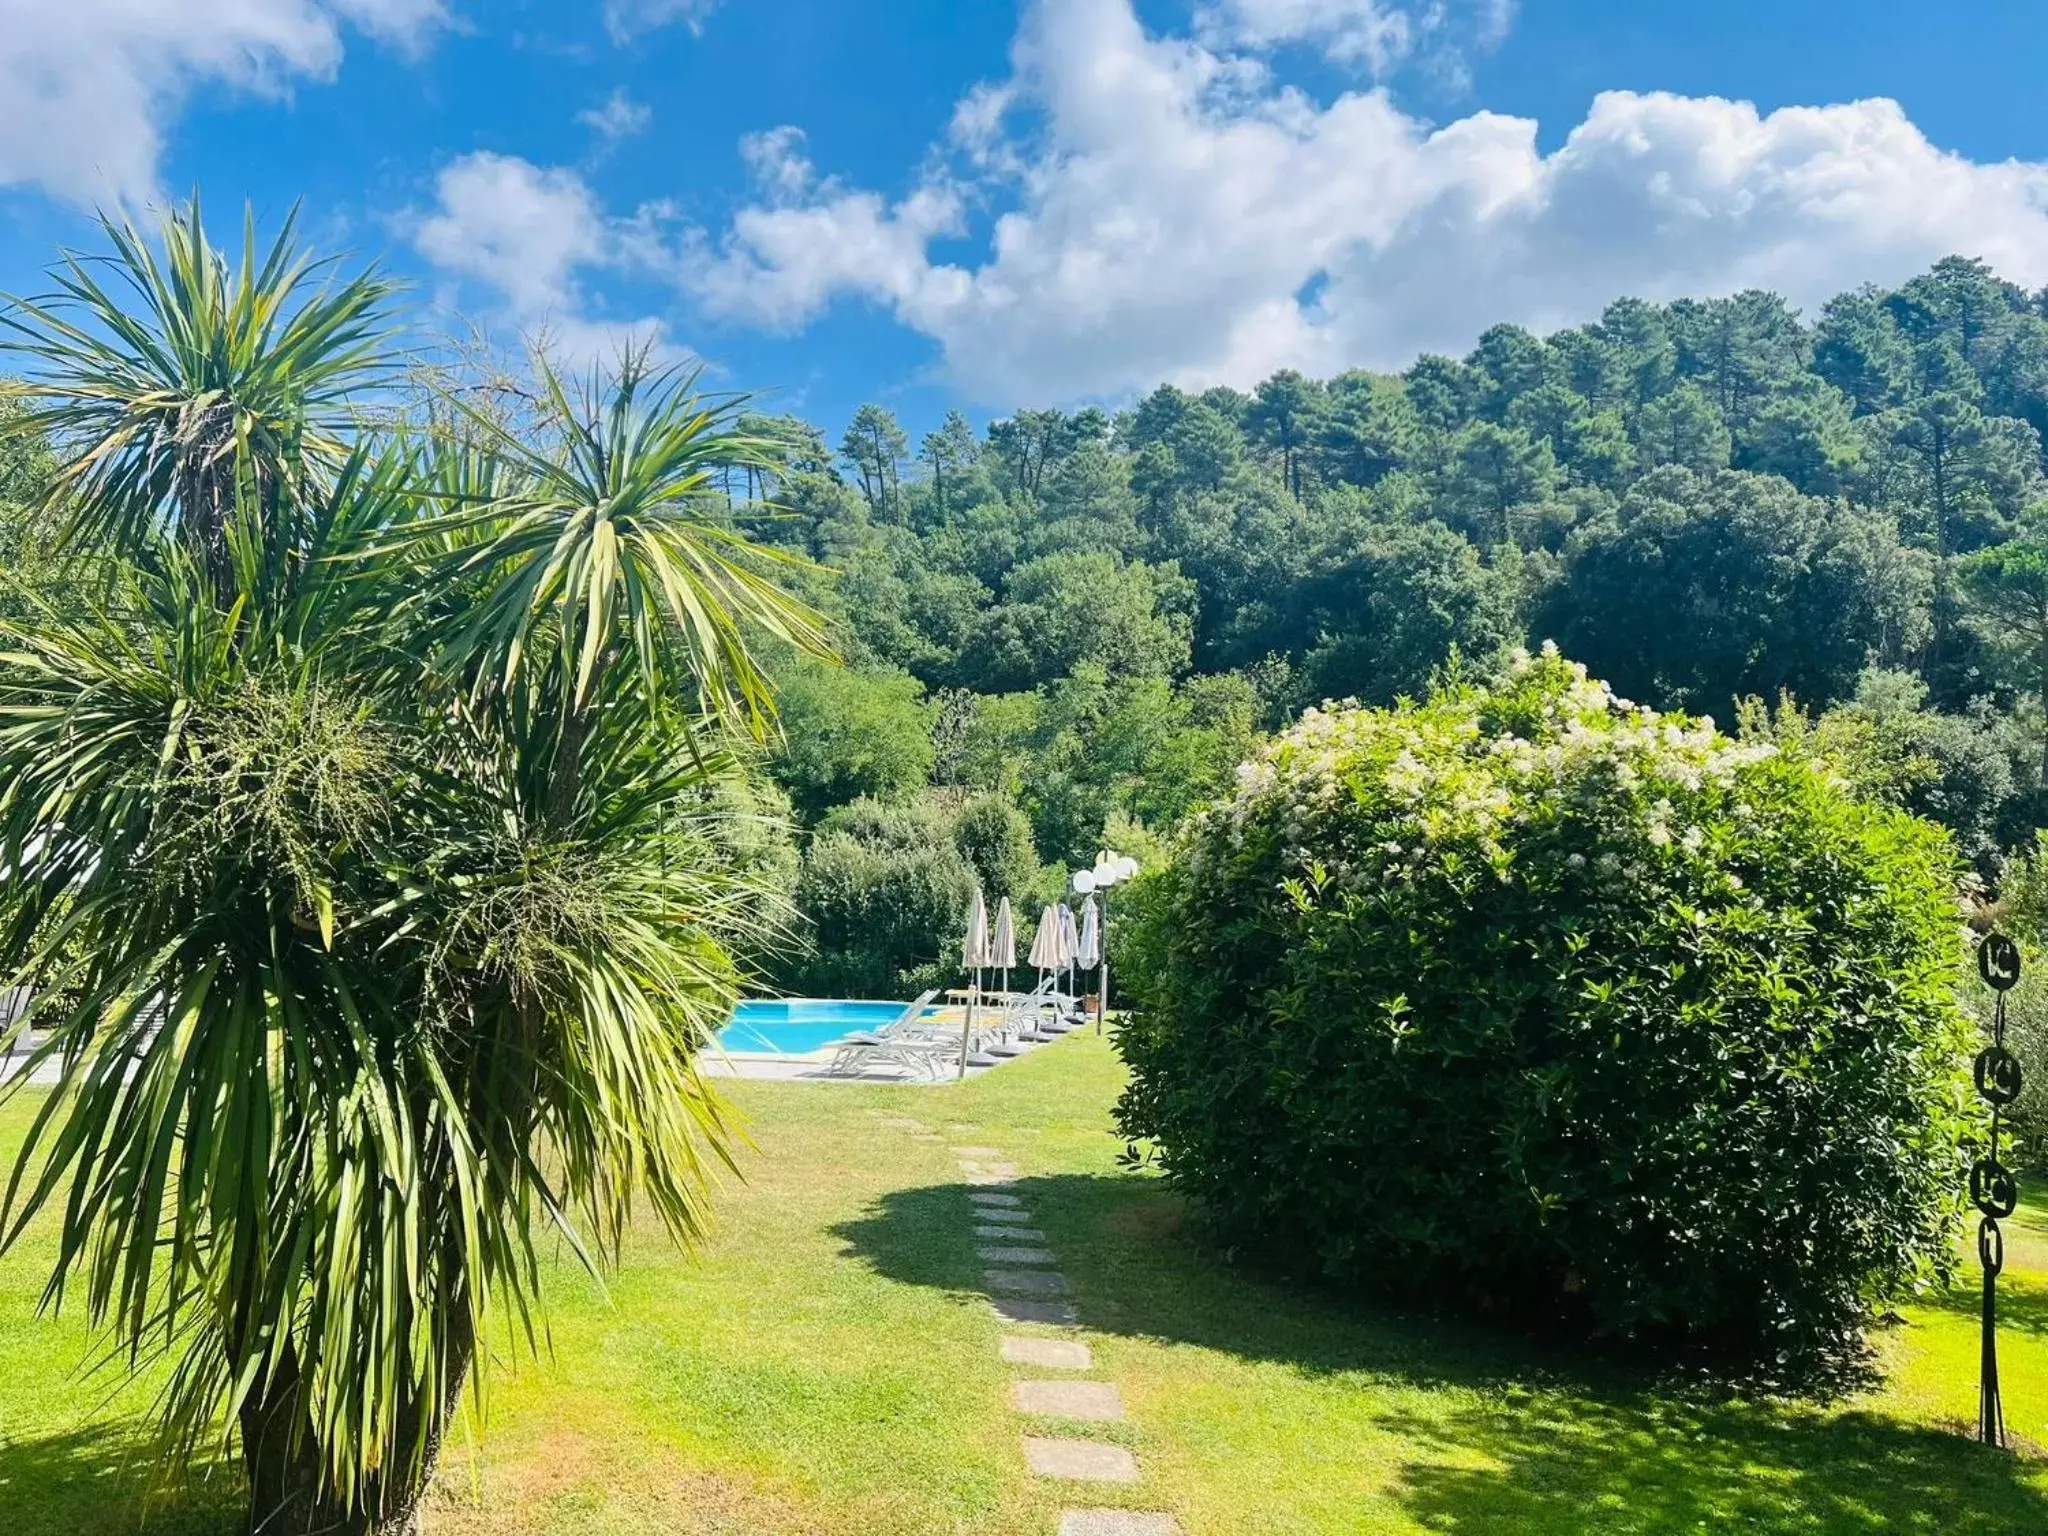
left=1083, top=849, right=1140, bottom=1033
left=1973, top=932, right=2023, bottom=1448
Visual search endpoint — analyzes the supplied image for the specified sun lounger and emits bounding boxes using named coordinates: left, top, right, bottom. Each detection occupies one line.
left=823, top=991, right=958, bottom=1077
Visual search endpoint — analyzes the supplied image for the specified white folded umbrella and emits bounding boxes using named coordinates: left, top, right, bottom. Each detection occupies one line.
left=991, top=897, right=1016, bottom=993
left=962, top=886, right=991, bottom=971
left=959, top=886, right=991, bottom=1079
left=1076, top=895, right=1102, bottom=969
left=991, top=897, right=1016, bottom=968
left=1059, top=903, right=1081, bottom=1003
left=1028, top=904, right=1064, bottom=970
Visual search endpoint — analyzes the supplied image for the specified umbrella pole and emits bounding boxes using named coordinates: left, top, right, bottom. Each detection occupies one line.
left=960, top=986, right=974, bottom=1080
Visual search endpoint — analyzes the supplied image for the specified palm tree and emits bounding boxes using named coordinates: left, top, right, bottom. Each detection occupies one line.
left=0, top=204, right=827, bottom=1534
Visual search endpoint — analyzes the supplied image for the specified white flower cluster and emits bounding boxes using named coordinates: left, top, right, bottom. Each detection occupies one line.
left=1189, top=653, right=1783, bottom=902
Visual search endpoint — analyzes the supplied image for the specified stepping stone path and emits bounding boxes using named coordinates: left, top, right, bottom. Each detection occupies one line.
left=978, top=1245, right=1058, bottom=1264
left=1001, top=1336, right=1091, bottom=1370
left=1012, top=1380, right=1124, bottom=1420
left=1023, top=1437, right=1139, bottom=1483
left=985, top=1268, right=1069, bottom=1295
left=950, top=1148, right=1177, bottom=1534
left=990, top=1297, right=1079, bottom=1326
left=1059, top=1516, right=1179, bottom=1536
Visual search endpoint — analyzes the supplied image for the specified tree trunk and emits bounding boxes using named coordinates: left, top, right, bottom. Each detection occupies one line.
left=178, top=399, right=242, bottom=600
left=242, top=1312, right=474, bottom=1536
left=241, top=1349, right=338, bottom=1535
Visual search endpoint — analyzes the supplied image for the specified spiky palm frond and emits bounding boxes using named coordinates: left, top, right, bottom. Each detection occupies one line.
left=390, top=347, right=833, bottom=742
left=0, top=198, right=394, bottom=587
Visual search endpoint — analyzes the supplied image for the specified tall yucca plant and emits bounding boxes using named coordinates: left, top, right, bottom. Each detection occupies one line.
left=0, top=203, right=826, bottom=1534
left=1, top=198, right=392, bottom=589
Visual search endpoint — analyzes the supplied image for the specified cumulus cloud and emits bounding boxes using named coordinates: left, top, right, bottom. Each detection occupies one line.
left=411, top=151, right=679, bottom=363
left=681, top=127, right=968, bottom=329
left=0, top=0, right=448, bottom=207
left=603, top=0, right=723, bottom=44
left=676, top=0, right=2048, bottom=404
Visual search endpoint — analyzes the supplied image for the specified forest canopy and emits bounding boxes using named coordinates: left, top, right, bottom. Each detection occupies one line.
left=7, top=254, right=2047, bottom=991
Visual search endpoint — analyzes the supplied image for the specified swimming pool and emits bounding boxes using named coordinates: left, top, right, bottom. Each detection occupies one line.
left=717, top=998, right=913, bottom=1055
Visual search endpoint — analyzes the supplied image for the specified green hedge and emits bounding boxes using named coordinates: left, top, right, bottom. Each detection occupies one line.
left=1115, top=648, right=1976, bottom=1364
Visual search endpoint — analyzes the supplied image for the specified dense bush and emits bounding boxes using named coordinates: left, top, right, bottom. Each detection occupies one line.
left=1116, top=648, right=1977, bottom=1365
left=778, top=798, right=976, bottom=997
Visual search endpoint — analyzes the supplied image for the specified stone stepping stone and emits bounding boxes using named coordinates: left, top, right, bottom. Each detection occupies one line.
left=976, top=1224, right=1046, bottom=1241
left=878, top=1119, right=924, bottom=1131
left=975, top=1208, right=1034, bottom=1225
left=989, top=1297, right=1078, bottom=1326
left=1059, top=1514, right=1178, bottom=1536
left=951, top=1146, right=1003, bottom=1157
left=980, top=1162, right=1022, bottom=1177
left=1023, top=1438, right=1139, bottom=1484
left=967, top=1173, right=1019, bottom=1187
left=986, top=1268, right=1068, bottom=1295
left=1013, top=1381, right=1124, bottom=1421
left=979, top=1245, right=1057, bottom=1264
left=1001, top=1336, right=1092, bottom=1370
left=970, top=1191, right=1023, bottom=1208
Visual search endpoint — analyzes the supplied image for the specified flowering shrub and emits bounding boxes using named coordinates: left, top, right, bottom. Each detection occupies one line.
left=1115, top=648, right=1977, bottom=1365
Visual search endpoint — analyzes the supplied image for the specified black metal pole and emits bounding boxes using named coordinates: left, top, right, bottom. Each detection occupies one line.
left=1972, top=933, right=2022, bottom=1449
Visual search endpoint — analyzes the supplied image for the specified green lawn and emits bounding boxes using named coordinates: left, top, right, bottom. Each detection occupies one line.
left=3, top=1032, right=2047, bottom=1534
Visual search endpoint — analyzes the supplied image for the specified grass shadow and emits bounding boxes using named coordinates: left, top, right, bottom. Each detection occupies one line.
left=1382, top=1394, right=2047, bottom=1533
left=1917, top=1273, right=2048, bottom=1338
left=837, top=1172, right=1655, bottom=1390
left=0, top=1421, right=240, bottom=1536
left=834, top=1172, right=2048, bottom=1534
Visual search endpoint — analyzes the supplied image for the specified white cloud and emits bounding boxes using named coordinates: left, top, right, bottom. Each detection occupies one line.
left=579, top=88, right=653, bottom=142
left=682, top=127, right=968, bottom=330
left=603, top=0, right=723, bottom=44
left=1196, top=0, right=1415, bottom=73
left=676, top=0, right=2048, bottom=404
left=1194, top=0, right=1516, bottom=81
left=0, top=0, right=448, bottom=208
left=330, top=0, right=451, bottom=50
left=412, top=151, right=680, bottom=364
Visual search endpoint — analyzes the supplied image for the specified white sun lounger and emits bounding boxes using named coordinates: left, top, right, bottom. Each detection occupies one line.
left=824, top=990, right=956, bottom=1077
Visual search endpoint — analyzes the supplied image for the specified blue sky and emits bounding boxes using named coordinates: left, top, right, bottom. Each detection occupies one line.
left=4, top=1, right=2048, bottom=443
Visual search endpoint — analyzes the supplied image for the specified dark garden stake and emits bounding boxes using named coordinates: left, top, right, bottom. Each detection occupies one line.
left=1972, top=931, right=2023, bottom=1449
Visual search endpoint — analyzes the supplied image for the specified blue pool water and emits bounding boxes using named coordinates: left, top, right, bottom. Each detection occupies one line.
left=718, top=998, right=915, bottom=1055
